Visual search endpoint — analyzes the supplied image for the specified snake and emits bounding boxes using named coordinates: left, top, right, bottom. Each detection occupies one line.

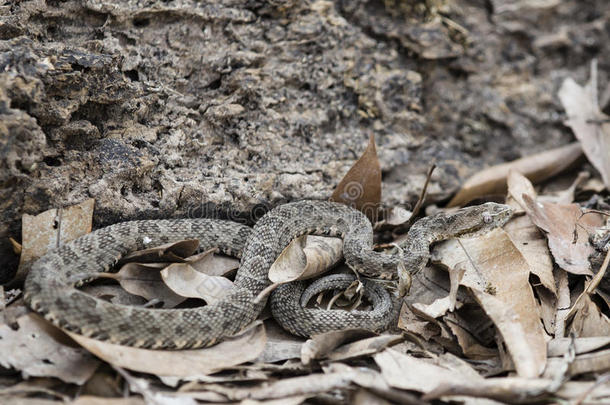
left=24, top=200, right=513, bottom=349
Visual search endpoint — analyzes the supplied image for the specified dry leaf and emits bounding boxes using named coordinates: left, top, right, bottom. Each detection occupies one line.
left=81, top=285, right=148, bottom=306
left=433, top=228, right=548, bottom=377
left=448, top=143, right=582, bottom=207
left=558, top=60, right=610, bottom=188
left=331, top=134, right=382, bottom=220
left=120, top=239, right=200, bottom=263
left=523, top=195, right=603, bottom=275
left=373, top=349, right=481, bottom=393
left=548, top=337, right=610, bottom=357
left=505, top=171, right=556, bottom=293
left=547, top=348, right=610, bottom=377
left=555, top=269, right=571, bottom=336
left=268, top=236, right=343, bottom=284
left=103, top=263, right=185, bottom=308
left=161, top=263, right=234, bottom=304
left=114, top=367, right=198, bottom=405
left=67, top=322, right=266, bottom=377
left=0, top=314, right=99, bottom=384
left=12, top=199, right=95, bottom=284
left=443, top=316, right=499, bottom=359
left=353, top=389, right=393, bottom=405
left=186, top=249, right=239, bottom=277
left=326, top=334, right=403, bottom=362
left=71, top=397, right=145, bottom=405
left=301, top=329, right=376, bottom=365
left=424, top=377, right=610, bottom=403
left=506, top=169, right=538, bottom=210
left=192, top=363, right=398, bottom=402
left=568, top=293, right=610, bottom=337
left=255, top=321, right=304, bottom=363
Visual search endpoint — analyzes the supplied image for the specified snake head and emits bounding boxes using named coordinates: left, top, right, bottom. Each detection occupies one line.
left=479, top=202, right=514, bottom=229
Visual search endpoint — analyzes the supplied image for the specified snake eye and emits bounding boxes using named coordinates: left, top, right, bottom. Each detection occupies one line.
left=482, top=212, right=492, bottom=224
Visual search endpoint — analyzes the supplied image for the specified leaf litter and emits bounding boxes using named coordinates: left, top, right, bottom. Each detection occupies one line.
left=3, top=116, right=610, bottom=404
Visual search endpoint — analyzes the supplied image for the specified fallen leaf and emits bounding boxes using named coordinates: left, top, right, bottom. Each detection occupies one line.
left=0, top=314, right=99, bottom=384
left=548, top=337, right=610, bottom=357
left=331, top=134, right=382, bottom=220
left=120, top=239, right=200, bottom=264
left=186, top=249, right=239, bottom=277
left=505, top=171, right=556, bottom=293
left=424, top=377, right=610, bottom=403
left=558, top=60, right=610, bottom=188
left=67, top=321, right=266, bottom=377
left=353, top=389, right=393, bottom=405
left=373, top=348, right=481, bottom=392
left=326, top=334, right=404, bottom=362
left=523, top=195, right=603, bottom=275
left=433, top=228, right=548, bottom=377
left=555, top=269, right=571, bottom=336
left=254, top=321, right=304, bottom=363
left=161, top=263, right=234, bottom=304
left=71, top=397, right=145, bottom=405
left=568, top=293, right=610, bottom=337
left=12, top=199, right=95, bottom=284
left=301, top=329, right=376, bottom=365
left=192, top=363, right=400, bottom=402
left=268, top=235, right=343, bottom=284
left=506, top=168, right=538, bottom=210
left=443, top=314, right=499, bottom=359
left=448, top=143, right=582, bottom=207
left=81, top=285, right=148, bottom=306
left=547, top=348, right=610, bottom=377
left=101, top=263, right=185, bottom=308
left=114, top=366, right=198, bottom=405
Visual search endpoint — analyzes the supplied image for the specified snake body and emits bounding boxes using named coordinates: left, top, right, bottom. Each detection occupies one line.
left=24, top=200, right=512, bottom=349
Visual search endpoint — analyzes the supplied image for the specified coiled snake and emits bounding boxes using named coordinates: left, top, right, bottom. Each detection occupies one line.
left=24, top=200, right=512, bottom=349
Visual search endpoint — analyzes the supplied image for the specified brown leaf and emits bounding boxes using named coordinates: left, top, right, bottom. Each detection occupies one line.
left=67, top=321, right=266, bottom=377
left=161, top=263, right=234, bottom=304
left=374, top=349, right=483, bottom=393
left=71, top=396, right=145, bottom=405
left=326, top=334, right=404, bottom=362
left=331, top=134, right=382, bottom=220
left=558, top=60, right=610, bottom=188
left=186, top=249, right=239, bottom=277
left=12, top=199, right=95, bottom=284
left=0, top=314, right=99, bottom=384
left=523, top=195, right=603, bottom=275
left=424, top=377, right=610, bottom=403
left=548, top=337, right=610, bottom=357
left=268, top=236, right=343, bottom=284
left=568, top=293, right=610, bottom=337
left=120, top=239, right=200, bottom=264
left=81, top=285, right=148, bottom=306
left=448, top=143, right=583, bottom=207
left=255, top=320, right=304, bottom=363
left=104, top=262, right=186, bottom=308
left=301, top=329, right=376, bottom=365
left=434, top=228, right=548, bottom=377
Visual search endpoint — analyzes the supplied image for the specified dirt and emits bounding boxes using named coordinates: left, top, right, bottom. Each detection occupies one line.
left=1, top=0, right=608, bottom=282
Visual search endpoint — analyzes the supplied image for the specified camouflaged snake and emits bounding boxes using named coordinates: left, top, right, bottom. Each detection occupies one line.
left=24, top=200, right=513, bottom=349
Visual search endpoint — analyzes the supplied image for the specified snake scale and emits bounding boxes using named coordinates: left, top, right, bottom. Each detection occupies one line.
left=24, top=200, right=513, bottom=349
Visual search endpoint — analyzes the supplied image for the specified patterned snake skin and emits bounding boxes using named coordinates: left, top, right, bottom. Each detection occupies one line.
left=24, top=200, right=513, bottom=349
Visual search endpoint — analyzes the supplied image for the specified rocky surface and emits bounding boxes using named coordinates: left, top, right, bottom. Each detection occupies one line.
left=1, top=0, right=609, bottom=281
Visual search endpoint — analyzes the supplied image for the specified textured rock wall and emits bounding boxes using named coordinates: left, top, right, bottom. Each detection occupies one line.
left=1, top=0, right=608, bottom=280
